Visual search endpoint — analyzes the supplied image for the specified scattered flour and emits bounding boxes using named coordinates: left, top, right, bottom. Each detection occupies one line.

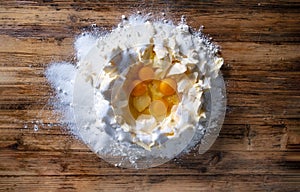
left=45, top=62, right=76, bottom=130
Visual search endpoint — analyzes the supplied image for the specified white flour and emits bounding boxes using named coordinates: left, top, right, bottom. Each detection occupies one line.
left=44, top=14, right=225, bottom=169
left=45, top=62, right=76, bottom=132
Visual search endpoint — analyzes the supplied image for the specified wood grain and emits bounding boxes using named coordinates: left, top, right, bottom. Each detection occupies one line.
left=0, top=0, right=299, bottom=191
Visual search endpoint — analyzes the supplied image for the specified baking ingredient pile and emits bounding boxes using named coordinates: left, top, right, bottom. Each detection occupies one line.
left=43, top=14, right=224, bottom=168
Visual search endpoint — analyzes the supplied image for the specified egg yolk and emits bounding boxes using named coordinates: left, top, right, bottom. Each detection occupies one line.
left=138, top=66, right=154, bottom=81
left=130, top=80, right=147, bottom=96
left=159, top=78, right=177, bottom=96
left=149, top=100, right=167, bottom=118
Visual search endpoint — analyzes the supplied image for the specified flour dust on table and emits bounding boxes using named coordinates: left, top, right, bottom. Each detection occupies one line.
left=43, top=14, right=226, bottom=169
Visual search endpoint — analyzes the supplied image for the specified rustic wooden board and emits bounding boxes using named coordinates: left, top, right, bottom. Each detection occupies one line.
left=0, top=0, right=299, bottom=191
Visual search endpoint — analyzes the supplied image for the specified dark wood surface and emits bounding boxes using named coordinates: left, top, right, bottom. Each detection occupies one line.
left=0, top=1, right=299, bottom=191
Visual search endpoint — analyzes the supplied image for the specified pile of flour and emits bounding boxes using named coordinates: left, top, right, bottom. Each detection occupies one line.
left=45, top=14, right=224, bottom=168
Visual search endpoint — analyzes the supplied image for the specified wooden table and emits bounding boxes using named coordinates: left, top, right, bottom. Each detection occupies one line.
left=1, top=1, right=299, bottom=191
